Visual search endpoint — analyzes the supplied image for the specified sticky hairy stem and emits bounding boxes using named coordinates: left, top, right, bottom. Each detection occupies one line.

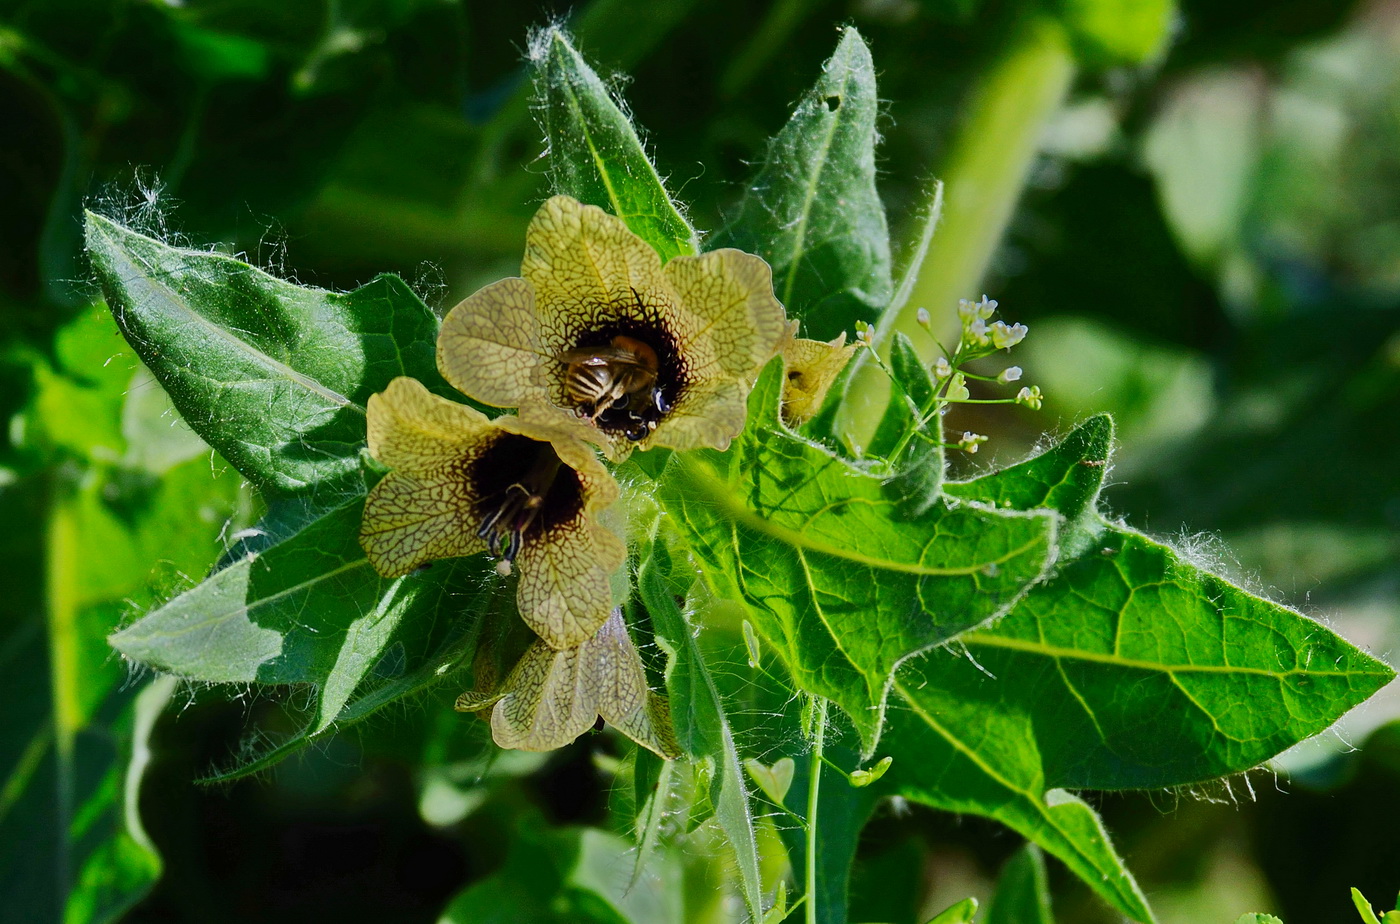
left=805, top=696, right=828, bottom=924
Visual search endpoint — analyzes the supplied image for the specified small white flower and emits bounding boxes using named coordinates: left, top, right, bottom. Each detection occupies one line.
left=965, top=317, right=990, bottom=348
left=1015, top=385, right=1044, bottom=410
left=916, top=307, right=931, bottom=329
left=989, top=321, right=1028, bottom=350
left=958, top=431, right=988, bottom=453
left=997, top=366, right=1023, bottom=384
left=933, top=356, right=953, bottom=379
left=957, top=299, right=977, bottom=322
left=974, top=295, right=998, bottom=319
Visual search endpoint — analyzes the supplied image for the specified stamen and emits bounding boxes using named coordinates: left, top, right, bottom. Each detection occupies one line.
left=473, top=444, right=563, bottom=566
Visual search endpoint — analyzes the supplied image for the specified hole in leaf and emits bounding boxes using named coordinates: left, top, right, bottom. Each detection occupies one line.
left=823, top=95, right=841, bottom=111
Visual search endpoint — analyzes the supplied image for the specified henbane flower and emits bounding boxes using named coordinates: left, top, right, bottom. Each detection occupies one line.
left=437, top=195, right=789, bottom=458
left=779, top=328, right=860, bottom=425
left=455, top=609, right=680, bottom=758
left=358, top=376, right=624, bottom=649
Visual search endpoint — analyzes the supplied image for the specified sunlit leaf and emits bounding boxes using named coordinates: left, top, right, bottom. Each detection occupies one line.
left=639, top=537, right=765, bottom=922
left=85, top=212, right=449, bottom=498
left=715, top=27, right=892, bottom=340
left=110, top=492, right=487, bottom=739
left=664, top=361, right=1055, bottom=750
left=532, top=27, right=697, bottom=262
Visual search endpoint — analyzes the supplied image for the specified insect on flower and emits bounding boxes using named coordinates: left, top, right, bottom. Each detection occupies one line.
left=556, top=301, right=669, bottom=440
left=436, top=195, right=789, bottom=459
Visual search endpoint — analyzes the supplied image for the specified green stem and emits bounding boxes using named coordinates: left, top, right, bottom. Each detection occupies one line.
left=805, top=696, right=828, bottom=924
left=45, top=478, right=81, bottom=906
left=843, top=16, right=1076, bottom=444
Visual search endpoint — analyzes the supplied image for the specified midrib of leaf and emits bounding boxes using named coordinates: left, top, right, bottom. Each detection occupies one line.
left=684, top=456, right=1046, bottom=576
left=964, top=631, right=1388, bottom=679
left=116, top=557, right=373, bottom=653
left=892, top=678, right=1108, bottom=892
left=88, top=215, right=362, bottom=415
left=779, top=65, right=849, bottom=308
left=558, top=68, right=627, bottom=227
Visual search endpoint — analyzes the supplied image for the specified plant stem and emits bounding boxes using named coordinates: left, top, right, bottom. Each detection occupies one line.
left=843, top=15, right=1076, bottom=445
left=805, top=696, right=828, bottom=924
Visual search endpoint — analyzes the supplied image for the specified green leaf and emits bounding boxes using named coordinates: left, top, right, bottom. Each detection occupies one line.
left=110, top=491, right=488, bottom=738
left=438, top=822, right=682, bottom=924
left=946, top=414, right=1112, bottom=557
left=1, top=412, right=239, bottom=923
left=1053, top=0, right=1175, bottom=67
left=879, top=332, right=945, bottom=517
left=84, top=212, right=448, bottom=498
left=639, top=536, right=765, bottom=923
left=1235, top=915, right=1285, bottom=924
left=985, top=844, right=1054, bottom=924
left=1355, top=887, right=1385, bottom=924
left=885, top=418, right=1394, bottom=922
left=532, top=27, right=697, bottom=262
left=926, top=898, right=979, bottom=924
left=714, top=26, right=892, bottom=341
left=663, top=361, right=1055, bottom=751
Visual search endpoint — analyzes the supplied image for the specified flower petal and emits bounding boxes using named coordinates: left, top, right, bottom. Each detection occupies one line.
left=367, top=376, right=492, bottom=476
left=490, top=640, right=598, bottom=752
left=437, top=277, right=553, bottom=409
left=514, top=513, right=625, bottom=649
left=644, top=377, right=748, bottom=453
left=588, top=612, right=681, bottom=759
left=663, top=248, right=788, bottom=379
left=359, top=470, right=486, bottom=577
left=780, top=334, right=859, bottom=424
left=520, top=195, right=676, bottom=355
left=495, top=415, right=621, bottom=516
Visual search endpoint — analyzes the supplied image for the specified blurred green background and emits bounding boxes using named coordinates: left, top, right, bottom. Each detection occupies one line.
left=2, top=0, right=1398, bottom=921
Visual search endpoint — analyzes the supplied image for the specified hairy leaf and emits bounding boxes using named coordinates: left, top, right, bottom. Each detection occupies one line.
left=887, top=416, right=1394, bottom=921
left=714, top=27, right=892, bottom=340
left=533, top=28, right=697, bottom=262
left=110, top=492, right=486, bottom=737
left=663, top=361, right=1055, bottom=751
left=85, top=212, right=447, bottom=498
left=640, top=537, right=764, bottom=922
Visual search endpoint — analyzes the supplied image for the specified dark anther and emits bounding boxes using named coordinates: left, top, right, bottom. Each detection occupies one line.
left=470, top=436, right=582, bottom=566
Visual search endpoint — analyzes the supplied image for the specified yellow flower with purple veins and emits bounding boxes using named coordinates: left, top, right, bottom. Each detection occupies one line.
left=456, top=610, right=680, bottom=758
left=779, top=329, right=860, bottom=425
left=436, top=195, right=789, bottom=459
left=358, top=376, right=624, bottom=649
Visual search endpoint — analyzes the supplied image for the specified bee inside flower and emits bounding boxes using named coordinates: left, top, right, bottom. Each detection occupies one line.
left=358, top=376, right=624, bottom=649
left=437, top=195, right=789, bottom=459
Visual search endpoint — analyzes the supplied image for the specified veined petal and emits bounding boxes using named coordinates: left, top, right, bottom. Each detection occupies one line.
left=514, top=514, right=625, bottom=649
left=495, top=414, right=621, bottom=516
left=490, top=641, right=598, bottom=752
left=644, top=377, right=748, bottom=453
left=438, top=277, right=553, bottom=409
left=588, top=612, right=681, bottom=759
left=663, top=248, right=788, bottom=379
left=521, top=195, right=677, bottom=355
left=367, top=376, right=492, bottom=476
left=781, top=334, right=859, bottom=424
left=359, top=470, right=486, bottom=577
